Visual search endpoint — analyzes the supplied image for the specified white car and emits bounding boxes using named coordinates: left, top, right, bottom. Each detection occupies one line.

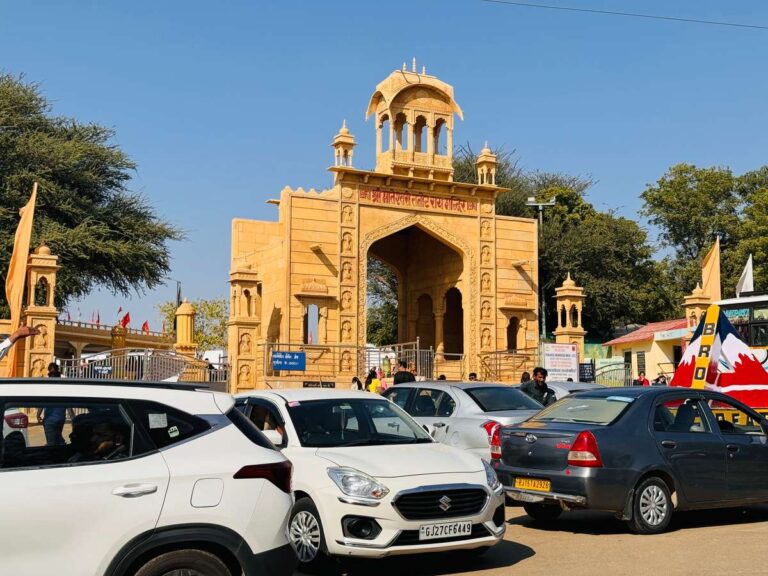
left=236, top=389, right=506, bottom=571
left=384, top=382, right=542, bottom=460
left=0, top=379, right=296, bottom=576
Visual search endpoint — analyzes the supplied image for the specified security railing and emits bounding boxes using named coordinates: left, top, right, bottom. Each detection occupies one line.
left=595, top=363, right=632, bottom=388
left=480, top=348, right=539, bottom=383
left=59, top=349, right=229, bottom=388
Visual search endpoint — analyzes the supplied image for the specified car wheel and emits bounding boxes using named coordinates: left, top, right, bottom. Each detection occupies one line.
left=628, top=477, right=672, bottom=534
left=133, top=549, right=232, bottom=576
left=289, top=498, right=331, bottom=573
left=522, top=502, right=562, bottom=523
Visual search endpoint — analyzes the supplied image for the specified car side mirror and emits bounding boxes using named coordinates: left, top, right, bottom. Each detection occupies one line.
left=263, top=429, right=285, bottom=447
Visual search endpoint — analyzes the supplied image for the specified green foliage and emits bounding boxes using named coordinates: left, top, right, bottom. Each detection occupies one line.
left=366, top=301, right=399, bottom=347
left=158, top=298, right=228, bottom=351
left=642, top=163, right=768, bottom=298
left=0, top=74, right=182, bottom=317
left=366, top=255, right=399, bottom=345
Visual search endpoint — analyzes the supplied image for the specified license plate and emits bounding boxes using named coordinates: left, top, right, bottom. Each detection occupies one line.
left=514, top=477, right=551, bottom=491
left=418, top=521, right=472, bottom=541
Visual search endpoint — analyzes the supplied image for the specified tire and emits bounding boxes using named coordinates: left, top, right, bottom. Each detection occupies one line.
left=523, top=502, right=562, bottom=523
left=627, top=477, right=672, bottom=534
left=288, top=497, right=332, bottom=573
left=133, top=549, right=232, bottom=576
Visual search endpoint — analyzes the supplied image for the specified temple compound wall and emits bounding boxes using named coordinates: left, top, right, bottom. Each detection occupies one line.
left=229, top=64, right=539, bottom=391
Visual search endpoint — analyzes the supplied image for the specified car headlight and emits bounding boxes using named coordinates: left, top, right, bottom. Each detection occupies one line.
left=483, top=460, right=501, bottom=491
left=327, top=467, right=390, bottom=500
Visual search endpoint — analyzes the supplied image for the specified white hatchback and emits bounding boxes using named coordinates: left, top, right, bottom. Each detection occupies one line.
left=0, top=379, right=296, bottom=576
left=236, top=389, right=506, bottom=572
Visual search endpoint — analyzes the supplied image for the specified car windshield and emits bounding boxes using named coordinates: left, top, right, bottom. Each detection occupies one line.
left=286, top=398, right=433, bottom=448
left=530, top=396, right=634, bottom=425
left=464, top=386, right=543, bottom=412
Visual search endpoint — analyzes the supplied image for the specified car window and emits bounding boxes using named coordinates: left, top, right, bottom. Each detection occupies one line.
left=653, top=399, right=709, bottom=434
left=705, top=398, right=766, bottom=435
left=411, top=389, right=442, bottom=417
left=437, top=393, right=456, bottom=417
left=384, top=387, right=413, bottom=411
left=226, top=407, right=276, bottom=450
left=531, top=396, right=633, bottom=425
left=128, top=400, right=211, bottom=449
left=465, top=387, right=542, bottom=412
left=1, top=399, right=152, bottom=470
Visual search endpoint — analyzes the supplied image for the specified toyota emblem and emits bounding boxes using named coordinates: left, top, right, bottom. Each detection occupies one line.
left=438, top=495, right=452, bottom=512
left=525, top=433, right=537, bottom=443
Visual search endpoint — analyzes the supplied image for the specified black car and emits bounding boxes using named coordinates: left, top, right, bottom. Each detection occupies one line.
left=495, top=387, right=768, bottom=533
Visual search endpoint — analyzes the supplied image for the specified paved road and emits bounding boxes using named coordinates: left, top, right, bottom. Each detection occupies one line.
left=298, top=503, right=768, bottom=576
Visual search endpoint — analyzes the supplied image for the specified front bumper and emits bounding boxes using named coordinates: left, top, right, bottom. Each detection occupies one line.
left=318, top=476, right=506, bottom=558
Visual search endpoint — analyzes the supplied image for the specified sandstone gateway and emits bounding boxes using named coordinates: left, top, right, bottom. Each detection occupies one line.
left=228, top=64, right=540, bottom=390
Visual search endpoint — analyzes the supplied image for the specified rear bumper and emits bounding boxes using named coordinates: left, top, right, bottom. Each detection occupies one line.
left=242, top=543, right=296, bottom=576
left=495, top=465, right=633, bottom=513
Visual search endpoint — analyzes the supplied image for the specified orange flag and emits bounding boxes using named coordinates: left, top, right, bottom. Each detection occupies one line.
left=4, top=183, right=38, bottom=377
left=701, top=236, right=722, bottom=302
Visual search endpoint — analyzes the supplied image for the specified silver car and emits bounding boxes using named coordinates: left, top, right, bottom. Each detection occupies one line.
left=383, top=382, right=542, bottom=461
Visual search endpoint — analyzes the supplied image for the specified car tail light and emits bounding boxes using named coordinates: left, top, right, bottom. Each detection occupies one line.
left=234, top=460, right=292, bottom=493
left=567, top=430, right=602, bottom=467
left=4, top=413, right=28, bottom=429
left=481, top=420, right=502, bottom=460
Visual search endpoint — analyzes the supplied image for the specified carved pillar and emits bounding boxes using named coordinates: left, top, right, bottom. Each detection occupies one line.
left=434, top=312, right=445, bottom=360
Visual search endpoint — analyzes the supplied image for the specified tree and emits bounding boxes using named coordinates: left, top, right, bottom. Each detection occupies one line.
left=454, top=146, right=673, bottom=338
left=641, top=163, right=768, bottom=298
left=0, top=74, right=182, bottom=317
left=366, top=255, right=399, bottom=345
left=158, top=298, right=228, bottom=351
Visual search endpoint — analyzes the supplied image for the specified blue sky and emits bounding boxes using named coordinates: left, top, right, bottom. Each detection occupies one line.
left=2, top=0, right=768, bottom=329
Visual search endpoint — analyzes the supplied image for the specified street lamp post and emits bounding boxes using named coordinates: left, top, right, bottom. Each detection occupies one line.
left=526, top=196, right=556, bottom=342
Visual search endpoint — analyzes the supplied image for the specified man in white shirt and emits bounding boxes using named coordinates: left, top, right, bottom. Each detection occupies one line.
left=0, top=325, right=40, bottom=362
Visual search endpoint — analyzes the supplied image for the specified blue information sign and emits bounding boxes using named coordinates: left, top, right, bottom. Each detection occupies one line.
left=271, top=351, right=306, bottom=371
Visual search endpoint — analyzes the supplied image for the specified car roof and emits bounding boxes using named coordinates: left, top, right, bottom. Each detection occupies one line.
left=0, top=379, right=230, bottom=414
left=389, top=381, right=509, bottom=390
left=572, top=386, right=683, bottom=398
left=547, top=381, right=604, bottom=390
left=240, top=389, right=383, bottom=402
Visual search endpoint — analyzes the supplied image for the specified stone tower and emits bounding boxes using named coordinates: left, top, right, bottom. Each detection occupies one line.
left=22, top=245, right=59, bottom=377
left=475, top=143, right=497, bottom=186
left=174, top=299, right=198, bottom=357
left=554, top=273, right=586, bottom=360
left=331, top=120, right=356, bottom=167
left=684, top=283, right=711, bottom=341
left=367, top=59, right=463, bottom=180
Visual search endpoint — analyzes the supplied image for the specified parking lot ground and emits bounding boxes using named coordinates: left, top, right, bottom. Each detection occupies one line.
left=299, top=503, right=768, bottom=576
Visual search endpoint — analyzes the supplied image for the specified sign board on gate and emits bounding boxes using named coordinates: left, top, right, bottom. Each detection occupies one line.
left=271, top=351, right=306, bottom=371
left=302, top=381, right=336, bottom=388
left=579, top=361, right=595, bottom=383
left=543, top=343, right=579, bottom=382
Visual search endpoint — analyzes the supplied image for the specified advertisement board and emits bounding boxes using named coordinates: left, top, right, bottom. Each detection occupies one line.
left=543, top=343, right=579, bottom=381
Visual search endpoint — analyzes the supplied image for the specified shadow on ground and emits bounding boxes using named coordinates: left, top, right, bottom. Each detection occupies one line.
left=295, top=540, right=535, bottom=576
left=508, top=504, right=768, bottom=535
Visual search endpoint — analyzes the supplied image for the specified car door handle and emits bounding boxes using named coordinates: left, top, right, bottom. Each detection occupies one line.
left=661, top=440, right=677, bottom=449
left=433, top=422, right=446, bottom=428
left=726, top=444, right=740, bottom=453
left=112, top=483, right=158, bottom=498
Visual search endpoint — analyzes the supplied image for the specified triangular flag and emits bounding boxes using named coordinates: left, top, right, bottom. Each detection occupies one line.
left=95, top=311, right=100, bottom=327
left=4, top=183, right=38, bottom=377
left=120, top=312, right=131, bottom=328
left=141, top=320, right=150, bottom=334
left=736, top=254, right=754, bottom=297
left=701, top=237, right=721, bottom=302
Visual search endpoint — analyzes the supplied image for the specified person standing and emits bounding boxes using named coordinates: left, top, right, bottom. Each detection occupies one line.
left=36, top=363, right=69, bottom=446
left=393, top=359, right=416, bottom=385
left=351, top=376, right=363, bottom=390
left=0, top=325, right=40, bottom=363
left=633, top=372, right=650, bottom=387
left=468, top=372, right=478, bottom=381
left=520, top=367, right=556, bottom=406
left=520, top=371, right=531, bottom=384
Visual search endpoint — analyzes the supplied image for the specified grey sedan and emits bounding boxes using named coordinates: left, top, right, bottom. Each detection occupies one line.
left=496, top=386, right=768, bottom=534
left=383, top=382, right=543, bottom=461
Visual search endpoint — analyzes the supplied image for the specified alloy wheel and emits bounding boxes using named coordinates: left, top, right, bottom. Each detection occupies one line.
left=290, top=510, right=322, bottom=562
left=639, top=484, right=668, bottom=526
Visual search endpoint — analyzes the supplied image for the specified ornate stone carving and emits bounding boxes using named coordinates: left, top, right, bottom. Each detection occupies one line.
left=342, top=232, right=353, bottom=254
left=340, top=350, right=352, bottom=372
left=341, top=261, right=353, bottom=283
left=481, top=220, right=491, bottom=238
left=481, top=328, right=492, bottom=350
left=301, top=277, right=328, bottom=294
left=31, top=358, right=46, bottom=377
left=342, top=205, right=353, bottom=224
left=237, top=364, right=251, bottom=386
left=481, top=273, right=491, bottom=293
left=341, top=320, right=352, bottom=342
left=481, top=245, right=491, bottom=265
left=341, top=290, right=352, bottom=311
left=481, top=300, right=492, bottom=320
left=238, top=333, right=252, bottom=355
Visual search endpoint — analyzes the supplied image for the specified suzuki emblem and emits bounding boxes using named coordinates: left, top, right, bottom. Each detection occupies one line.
left=525, top=433, right=538, bottom=443
left=438, top=495, right=452, bottom=512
